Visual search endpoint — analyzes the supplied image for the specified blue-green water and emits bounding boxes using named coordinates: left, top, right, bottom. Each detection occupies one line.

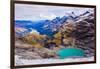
left=57, top=48, right=85, bottom=59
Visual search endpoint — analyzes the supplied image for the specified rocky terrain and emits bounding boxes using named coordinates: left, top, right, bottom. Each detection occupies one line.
left=15, top=10, right=95, bottom=61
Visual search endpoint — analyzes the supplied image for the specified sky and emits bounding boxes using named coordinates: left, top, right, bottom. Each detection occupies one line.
left=15, top=4, right=94, bottom=21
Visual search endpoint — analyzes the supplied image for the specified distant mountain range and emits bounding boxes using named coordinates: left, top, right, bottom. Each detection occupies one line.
left=15, top=11, right=92, bottom=37
left=15, top=16, right=68, bottom=36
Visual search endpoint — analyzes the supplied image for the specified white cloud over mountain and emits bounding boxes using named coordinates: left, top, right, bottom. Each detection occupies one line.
left=15, top=4, right=94, bottom=21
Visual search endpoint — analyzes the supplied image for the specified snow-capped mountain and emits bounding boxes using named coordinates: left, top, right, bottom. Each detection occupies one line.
left=15, top=10, right=93, bottom=37
left=15, top=16, right=68, bottom=36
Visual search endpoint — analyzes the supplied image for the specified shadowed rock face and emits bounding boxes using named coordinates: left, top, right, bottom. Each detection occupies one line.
left=57, top=11, right=95, bottom=57
left=70, top=16, right=95, bottom=57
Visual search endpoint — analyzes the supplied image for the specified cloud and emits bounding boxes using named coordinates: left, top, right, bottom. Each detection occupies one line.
left=15, top=4, right=94, bottom=21
left=40, top=13, right=56, bottom=20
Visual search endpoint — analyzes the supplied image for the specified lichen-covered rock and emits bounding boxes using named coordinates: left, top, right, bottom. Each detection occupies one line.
left=20, top=51, right=42, bottom=59
left=71, top=16, right=95, bottom=57
left=33, top=48, right=59, bottom=58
